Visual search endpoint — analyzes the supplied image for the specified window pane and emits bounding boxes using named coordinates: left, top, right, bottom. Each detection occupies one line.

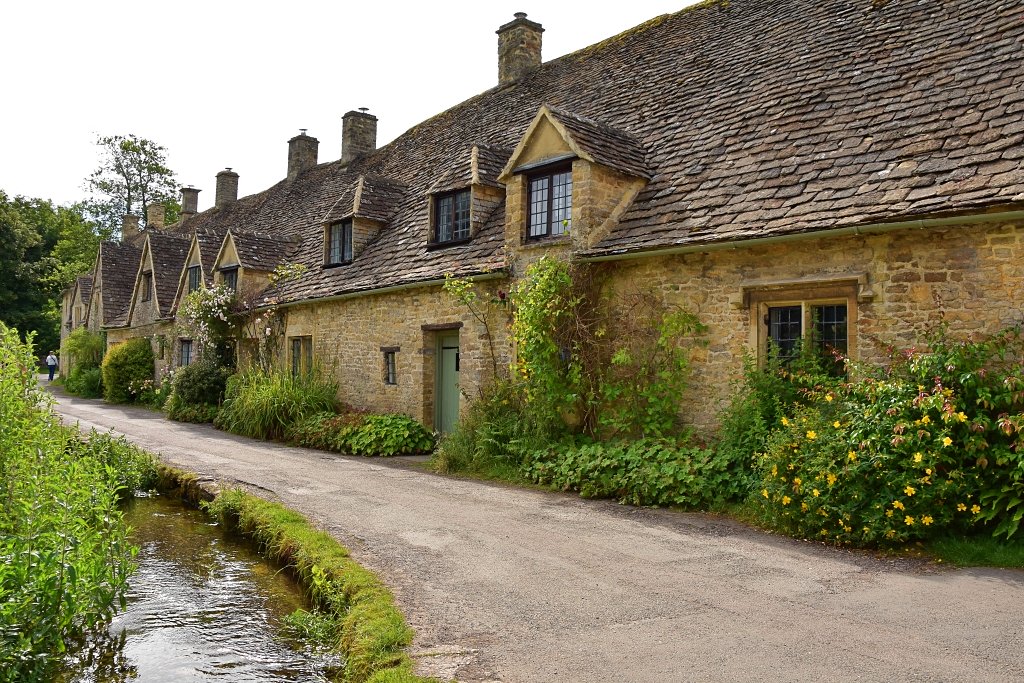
left=181, top=340, right=192, bottom=367
left=437, top=195, right=453, bottom=242
left=768, top=306, right=802, bottom=360
left=329, top=224, right=341, bottom=263
left=291, top=338, right=301, bottom=376
left=188, top=266, right=200, bottom=293
left=342, top=222, right=353, bottom=262
left=529, top=177, right=549, bottom=238
left=223, top=269, right=237, bottom=291
left=551, top=171, right=572, bottom=235
left=454, top=191, right=471, bottom=240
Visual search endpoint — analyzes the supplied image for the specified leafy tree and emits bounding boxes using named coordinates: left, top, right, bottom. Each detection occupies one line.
left=83, top=134, right=180, bottom=237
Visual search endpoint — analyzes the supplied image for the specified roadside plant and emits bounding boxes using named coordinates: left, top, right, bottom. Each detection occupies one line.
left=166, top=354, right=231, bottom=423
left=288, top=411, right=435, bottom=456
left=100, top=337, right=154, bottom=403
left=215, top=366, right=338, bottom=440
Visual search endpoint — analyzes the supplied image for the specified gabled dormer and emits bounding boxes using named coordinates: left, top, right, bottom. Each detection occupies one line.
left=499, top=104, right=650, bottom=251
left=213, top=229, right=296, bottom=296
left=320, top=174, right=404, bottom=266
left=127, top=232, right=190, bottom=326
left=425, top=144, right=510, bottom=248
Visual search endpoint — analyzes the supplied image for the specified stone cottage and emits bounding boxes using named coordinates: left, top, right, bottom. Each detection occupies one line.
left=62, top=0, right=1024, bottom=431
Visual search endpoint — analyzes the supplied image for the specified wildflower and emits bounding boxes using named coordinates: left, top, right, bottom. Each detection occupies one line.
left=905, top=516, right=915, bottom=526
left=925, top=468, right=932, bottom=475
left=904, top=485, right=916, bottom=497
left=971, top=504, right=981, bottom=514
left=762, top=489, right=769, bottom=499
left=848, top=450, right=857, bottom=461
left=833, top=421, right=841, bottom=428
left=885, top=509, right=894, bottom=518
left=826, top=473, right=837, bottom=486
left=921, top=415, right=931, bottom=425
left=806, top=430, right=817, bottom=440
left=812, top=488, right=820, bottom=497
left=913, top=452, right=923, bottom=463
left=782, top=496, right=792, bottom=506
left=825, top=394, right=833, bottom=403
left=893, top=500, right=905, bottom=510
left=957, top=412, right=968, bottom=423
left=782, top=417, right=790, bottom=426
left=957, top=503, right=967, bottom=512
left=801, top=502, right=809, bottom=511
left=922, top=515, right=933, bottom=526
left=942, top=436, right=953, bottom=447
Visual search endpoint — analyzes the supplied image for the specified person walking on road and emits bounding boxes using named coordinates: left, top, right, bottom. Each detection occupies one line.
left=45, top=351, right=58, bottom=381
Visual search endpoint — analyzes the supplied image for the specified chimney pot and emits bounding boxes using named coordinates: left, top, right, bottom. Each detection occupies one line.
left=180, top=186, right=201, bottom=218
left=341, top=110, right=378, bottom=165
left=145, top=203, right=165, bottom=230
left=497, top=12, right=544, bottom=86
left=288, top=130, right=320, bottom=182
left=215, top=168, right=239, bottom=208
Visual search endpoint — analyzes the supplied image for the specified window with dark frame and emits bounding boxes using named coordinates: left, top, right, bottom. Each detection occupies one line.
left=434, top=189, right=471, bottom=243
left=187, top=265, right=202, bottom=293
left=383, top=350, right=397, bottom=385
left=222, top=267, right=238, bottom=292
left=290, top=336, right=313, bottom=376
left=766, top=302, right=849, bottom=374
left=141, top=271, right=152, bottom=301
left=180, top=339, right=193, bottom=367
left=528, top=165, right=572, bottom=239
left=327, top=221, right=353, bottom=265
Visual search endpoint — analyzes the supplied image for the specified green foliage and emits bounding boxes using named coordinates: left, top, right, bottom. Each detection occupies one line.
left=927, top=534, right=1024, bottom=568
left=755, top=325, right=1024, bottom=546
left=214, top=367, right=338, bottom=440
left=63, top=366, right=103, bottom=398
left=288, top=411, right=435, bottom=457
left=524, top=438, right=736, bottom=508
left=100, top=337, right=154, bottom=404
left=202, top=489, right=431, bottom=682
left=0, top=322, right=142, bottom=681
left=432, top=378, right=550, bottom=477
left=64, top=328, right=105, bottom=370
left=83, top=134, right=180, bottom=237
left=166, top=354, right=232, bottom=422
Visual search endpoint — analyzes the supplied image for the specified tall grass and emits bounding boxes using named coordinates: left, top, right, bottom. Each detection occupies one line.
left=0, top=323, right=154, bottom=682
left=214, top=367, right=339, bottom=440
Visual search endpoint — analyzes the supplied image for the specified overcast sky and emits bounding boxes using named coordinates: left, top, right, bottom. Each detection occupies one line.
left=2, top=1, right=698, bottom=211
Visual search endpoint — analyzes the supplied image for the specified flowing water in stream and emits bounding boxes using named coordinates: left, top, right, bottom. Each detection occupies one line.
left=58, top=494, right=337, bottom=682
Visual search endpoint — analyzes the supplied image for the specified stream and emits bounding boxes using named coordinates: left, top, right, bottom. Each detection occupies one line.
left=58, top=494, right=337, bottom=682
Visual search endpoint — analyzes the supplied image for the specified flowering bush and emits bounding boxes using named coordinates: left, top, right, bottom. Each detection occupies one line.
left=128, top=367, right=174, bottom=408
left=178, top=284, right=235, bottom=349
left=757, top=326, right=1024, bottom=545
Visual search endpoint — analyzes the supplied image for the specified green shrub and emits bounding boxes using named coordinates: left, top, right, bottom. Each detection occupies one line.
left=524, top=438, right=733, bottom=508
left=64, top=365, right=103, bottom=398
left=289, top=411, right=434, bottom=456
left=129, top=374, right=174, bottom=409
left=215, top=367, right=338, bottom=440
left=166, top=355, right=232, bottom=422
left=63, top=327, right=105, bottom=370
left=100, top=337, right=154, bottom=404
left=0, top=323, right=137, bottom=681
left=756, top=326, right=1024, bottom=545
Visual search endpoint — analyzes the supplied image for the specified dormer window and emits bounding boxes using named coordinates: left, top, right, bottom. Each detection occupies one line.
left=434, top=189, right=471, bottom=244
left=187, top=265, right=202, bottom=294
left=528, top=164, right=572, bottom=239
left=141, top=271, right=153, bottom=301
left=221, top=267, right=238, bottom=292
left=326, top=220, right=353, bottom=265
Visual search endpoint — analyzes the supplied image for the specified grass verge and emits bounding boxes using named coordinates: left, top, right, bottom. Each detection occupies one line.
left=926, top=535, right=1024, bottom=568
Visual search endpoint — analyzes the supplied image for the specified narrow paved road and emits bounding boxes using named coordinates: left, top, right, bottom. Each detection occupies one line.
left=53, top=392, right=1024, bottom=682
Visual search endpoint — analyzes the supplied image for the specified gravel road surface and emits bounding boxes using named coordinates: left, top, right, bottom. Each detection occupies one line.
left=53, top=392, right=1024, bottom=682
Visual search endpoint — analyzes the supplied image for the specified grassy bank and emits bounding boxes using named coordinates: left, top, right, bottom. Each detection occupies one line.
left=156, top=465, right=435, bottom=682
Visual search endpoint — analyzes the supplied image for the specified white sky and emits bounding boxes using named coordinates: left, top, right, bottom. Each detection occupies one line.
left=1, top=1, right=698, bottom=211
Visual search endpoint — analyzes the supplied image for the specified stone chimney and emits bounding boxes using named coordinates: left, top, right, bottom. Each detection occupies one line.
left=145, top=203, right=165, bottom=229
left=121, top=214, right=142, bottom=246
left=497, top=12, right=543, bottom=86
left=180, top=186, right=200, bottom=219
left=341, top=110, right=377, bottom=165
left=288, top=129, right=320, bottom=181
left=215, top=168, right=239, bottom=208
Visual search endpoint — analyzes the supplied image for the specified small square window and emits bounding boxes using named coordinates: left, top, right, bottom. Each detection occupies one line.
left=528, top=165, right=572, bottom=239
left=433, top=189, right=471, bottom=244
left=383, top=350, right=398, bottom=385
left=187, top=265, right=202, bottom=294
left=326, top=221, right=353, bottom=265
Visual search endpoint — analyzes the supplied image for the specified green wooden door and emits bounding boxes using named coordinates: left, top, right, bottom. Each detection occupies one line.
left=436, top=332, right=460, bottom=433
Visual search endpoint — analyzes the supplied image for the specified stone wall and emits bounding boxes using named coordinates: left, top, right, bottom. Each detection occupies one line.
left=283, top=280, right=512, bottom=428
left=593, top=220, right=1024, bottom=429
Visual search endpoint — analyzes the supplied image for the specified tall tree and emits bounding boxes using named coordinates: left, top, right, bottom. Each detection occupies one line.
left=83, top=134, right=180, bottom=238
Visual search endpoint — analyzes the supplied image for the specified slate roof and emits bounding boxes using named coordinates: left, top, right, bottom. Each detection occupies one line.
left=76, top=275, right=93, bottom=305
left=160, top=0, right=1024, bottom=306
left=146, top=232, right=191, bottom=318
left=194, top=226, right=229, bottom=285
left=98, top=242, right=141, bottom=327
left=429, top=144, right=512, bottom=194
left=228, top=229, right=298, bottom=272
